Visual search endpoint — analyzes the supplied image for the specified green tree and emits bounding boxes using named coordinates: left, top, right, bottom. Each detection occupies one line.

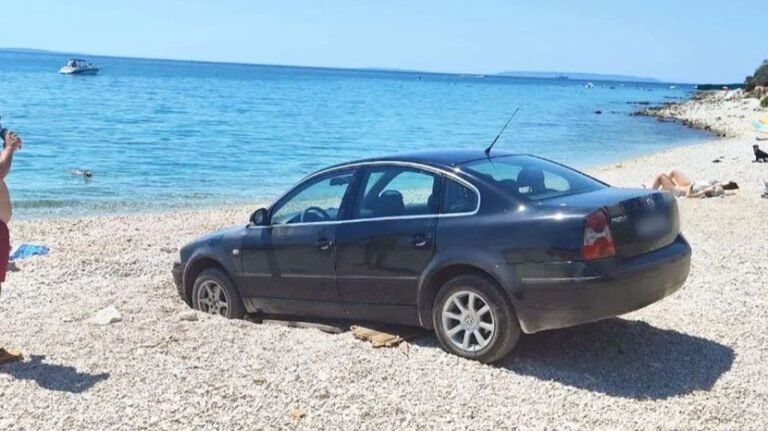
left=745, top=59, right=768, bottom=92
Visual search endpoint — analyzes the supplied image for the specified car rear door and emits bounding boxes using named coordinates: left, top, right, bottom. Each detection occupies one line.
left=240, top=169, right=356, bottom=319
left=334, top=164, right=441, bottom=325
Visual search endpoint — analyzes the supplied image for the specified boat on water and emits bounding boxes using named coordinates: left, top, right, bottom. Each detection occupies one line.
left=59, top=58, right=100, bottom=75
left=585, top=82, right=594, bottom=88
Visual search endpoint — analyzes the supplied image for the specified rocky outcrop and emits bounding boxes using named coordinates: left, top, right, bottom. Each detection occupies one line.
left=633, top=89, right=765, bottom=138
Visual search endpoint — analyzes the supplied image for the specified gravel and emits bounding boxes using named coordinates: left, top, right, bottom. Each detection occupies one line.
left=1, top=96, right=767, bottom=429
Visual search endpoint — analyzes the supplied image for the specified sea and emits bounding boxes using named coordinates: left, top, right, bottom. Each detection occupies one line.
left=0, top=50, right=710, bottom=219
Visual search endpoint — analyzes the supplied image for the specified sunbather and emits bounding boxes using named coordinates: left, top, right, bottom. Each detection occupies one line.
left=646, top=169, right=737, bottom=198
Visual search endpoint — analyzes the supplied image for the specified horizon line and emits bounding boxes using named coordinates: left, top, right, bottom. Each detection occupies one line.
left=0, top=46, right=700, bottom=85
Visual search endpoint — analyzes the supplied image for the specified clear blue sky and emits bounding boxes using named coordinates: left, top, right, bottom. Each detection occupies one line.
left=2, top=0, right=764, bottom=83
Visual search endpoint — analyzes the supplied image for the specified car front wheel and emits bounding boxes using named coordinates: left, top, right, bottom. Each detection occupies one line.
left=191, top=268, right=245, bottom=319
left=433, top=274, right=520, bottom=363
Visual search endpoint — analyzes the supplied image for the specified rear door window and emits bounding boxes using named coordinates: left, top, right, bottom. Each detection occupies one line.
left=352, top=166, right=440, bottom=219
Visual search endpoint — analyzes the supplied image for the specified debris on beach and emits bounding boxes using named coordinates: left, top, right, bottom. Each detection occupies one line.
left=9, top=244, right=50, bottom=261
left=289, top=408, right=306, bottom=421
left=177, top=311, right=199, bottom=322
left=351, top=325, right=421, bottom=348
left=263, top=319, right=345, bottom=334
left=90, top=305, right=122, bottom=325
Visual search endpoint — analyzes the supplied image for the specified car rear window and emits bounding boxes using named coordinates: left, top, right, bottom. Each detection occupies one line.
left=461, top=155, right=605, bottom=201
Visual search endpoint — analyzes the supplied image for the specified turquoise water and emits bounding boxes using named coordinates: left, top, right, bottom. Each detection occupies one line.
left=0, top=51, right=708, bottom=219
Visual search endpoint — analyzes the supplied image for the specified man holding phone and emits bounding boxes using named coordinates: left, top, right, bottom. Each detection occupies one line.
left=0, top=127, right=23, bottom=365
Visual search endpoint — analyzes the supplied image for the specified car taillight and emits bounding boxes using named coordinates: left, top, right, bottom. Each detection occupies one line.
left=582, top=209, right=616, bottom=260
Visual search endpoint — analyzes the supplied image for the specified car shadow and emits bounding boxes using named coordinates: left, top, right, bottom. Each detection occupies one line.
left=495, top=318, right=734, bottom=399
left=0, top=355, right=110, bottom=393
left=246, top=314, right=733, bottom=400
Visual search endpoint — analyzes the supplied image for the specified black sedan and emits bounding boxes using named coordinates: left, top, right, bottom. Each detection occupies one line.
left=173, top=150, right=691, bottom=363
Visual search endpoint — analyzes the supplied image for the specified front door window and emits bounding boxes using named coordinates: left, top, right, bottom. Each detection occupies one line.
left=271, top=171, right=354, bottom=224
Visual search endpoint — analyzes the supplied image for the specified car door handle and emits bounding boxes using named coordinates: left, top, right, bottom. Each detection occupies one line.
left=316, top=238, right=333, bottom=251
left=411, top=234, right=431, bottom=248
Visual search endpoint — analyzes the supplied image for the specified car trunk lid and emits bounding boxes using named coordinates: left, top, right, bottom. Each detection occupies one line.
left=542, top=188, right=679, bottom=259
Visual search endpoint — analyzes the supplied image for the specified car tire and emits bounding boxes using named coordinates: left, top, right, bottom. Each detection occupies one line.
left=191, top=268, right=245, bottom=319
left=432, top=273, right=520, bottom=363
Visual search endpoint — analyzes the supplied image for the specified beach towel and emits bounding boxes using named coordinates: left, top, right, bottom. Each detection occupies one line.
left=9, top=244, right=50, bottom=261
left=754, top=121, right=768, bottom=134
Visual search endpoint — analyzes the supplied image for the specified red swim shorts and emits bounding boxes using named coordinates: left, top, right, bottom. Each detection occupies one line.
left=0, top=221, right=9, bottom=283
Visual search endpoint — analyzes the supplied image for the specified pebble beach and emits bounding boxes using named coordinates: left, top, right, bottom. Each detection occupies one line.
left=1, top=91, right=768, bottom=430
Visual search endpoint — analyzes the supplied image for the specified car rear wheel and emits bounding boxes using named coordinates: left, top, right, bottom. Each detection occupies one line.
left=192, top=268, right=245, bottom=319
left=432, top=274, right=520, bottom=363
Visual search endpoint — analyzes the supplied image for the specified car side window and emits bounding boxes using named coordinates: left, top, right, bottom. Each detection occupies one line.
left=442, top=178, right=478, bottom=214
left=353, top=166, right=439, bottom=219
left=271, top=171, right=354, bottom=225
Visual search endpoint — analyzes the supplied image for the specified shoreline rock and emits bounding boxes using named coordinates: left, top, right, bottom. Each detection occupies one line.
left=632, top=89, right=766, bottom=138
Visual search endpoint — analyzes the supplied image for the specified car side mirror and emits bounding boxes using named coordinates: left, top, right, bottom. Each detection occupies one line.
left=249, top=208, right=269, bottom=226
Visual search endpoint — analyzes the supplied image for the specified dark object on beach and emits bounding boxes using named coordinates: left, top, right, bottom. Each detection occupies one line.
left=753, top=145, right=768, bottom=162
left=594, top=110, right=602, bottom=115
left=712, top=159, right=722, bottom=163
left=172, top=150, right=691, bottom=364
left=722, top=181, right=739, bottom=191
left=757, top=136, right=768, bottom=142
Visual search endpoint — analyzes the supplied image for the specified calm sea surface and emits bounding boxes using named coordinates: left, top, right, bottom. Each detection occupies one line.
left=0, top=51, right=708, bottom=219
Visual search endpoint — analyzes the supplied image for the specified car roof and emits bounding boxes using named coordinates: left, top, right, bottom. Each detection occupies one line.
left=325, top=149, right=524, bottom=171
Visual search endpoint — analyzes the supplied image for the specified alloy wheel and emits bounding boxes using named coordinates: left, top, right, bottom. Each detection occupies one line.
left=441, top=290, right=496, bottom=352
left=197, top=280, right=230, bottom=317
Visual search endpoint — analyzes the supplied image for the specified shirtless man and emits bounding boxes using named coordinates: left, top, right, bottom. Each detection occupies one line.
left=0, top=129, right=23, bottom=365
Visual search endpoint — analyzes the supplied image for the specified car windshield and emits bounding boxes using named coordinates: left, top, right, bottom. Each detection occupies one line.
left=461, top=155, right=605, bottom=201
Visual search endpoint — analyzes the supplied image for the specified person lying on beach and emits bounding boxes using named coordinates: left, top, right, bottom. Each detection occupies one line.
left=645, top=169, right=738, bottom=198
left=0, top=129, right=23, bottom=365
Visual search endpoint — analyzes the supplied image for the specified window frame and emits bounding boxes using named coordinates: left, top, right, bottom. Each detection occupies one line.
left=264, top=161, right=482, bottom=227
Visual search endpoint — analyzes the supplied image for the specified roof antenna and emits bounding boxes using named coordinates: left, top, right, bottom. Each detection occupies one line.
left=485, top=107, right=520, bottom=156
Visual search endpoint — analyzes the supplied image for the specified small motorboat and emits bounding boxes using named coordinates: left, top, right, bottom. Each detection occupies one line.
left=59, top=58, right=100, bottom=75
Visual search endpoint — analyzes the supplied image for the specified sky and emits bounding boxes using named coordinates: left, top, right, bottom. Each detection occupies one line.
left=0, top=0, right=764, bottom=83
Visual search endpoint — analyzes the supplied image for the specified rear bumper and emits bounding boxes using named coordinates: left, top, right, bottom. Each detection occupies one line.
left=515, top=235, right=691, bottom=333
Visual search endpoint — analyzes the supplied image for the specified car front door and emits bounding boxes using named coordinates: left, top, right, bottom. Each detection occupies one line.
left=240, top=169, right=356, bottom=318
left=335, top=164, right=441, bottom=325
